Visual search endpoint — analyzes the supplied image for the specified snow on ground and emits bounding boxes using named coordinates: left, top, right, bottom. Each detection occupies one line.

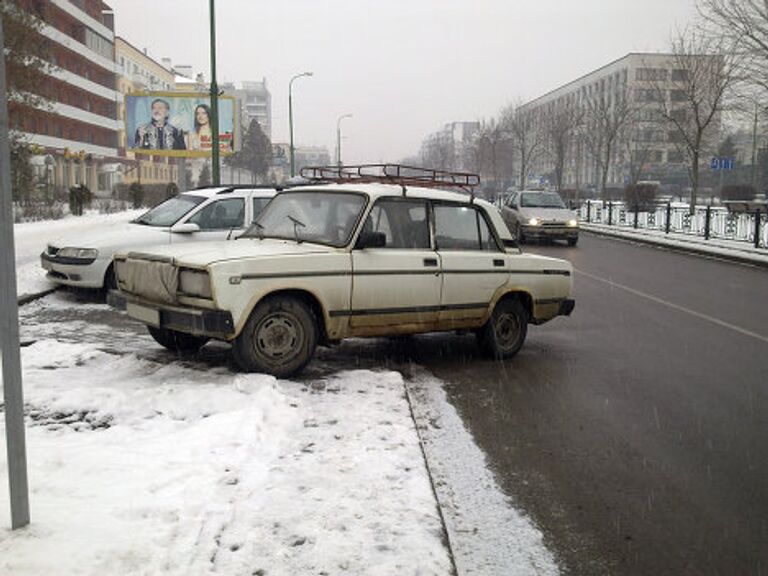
left=1, top=293, right=451, bottom=575
left=406, top=368, right=560, bottom=576
left=0, top=349, right=450, bottom=575
left=12, top=209, right=144, bottom=299
left=582, top=223, right=768, bottom=267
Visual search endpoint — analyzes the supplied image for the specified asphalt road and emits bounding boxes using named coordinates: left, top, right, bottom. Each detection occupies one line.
left=20, top=232, right=768, bottom=575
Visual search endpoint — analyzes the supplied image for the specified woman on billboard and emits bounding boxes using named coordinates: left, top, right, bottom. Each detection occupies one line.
left=186, top=104, right=213, bottom=151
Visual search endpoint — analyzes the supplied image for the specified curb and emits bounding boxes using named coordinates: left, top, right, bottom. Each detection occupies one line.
left=583, top=227, right=768, bottom=270
left=18, top=287, right=58, bottom=306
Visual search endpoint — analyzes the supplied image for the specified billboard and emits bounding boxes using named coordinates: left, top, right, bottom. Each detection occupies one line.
left=125, top=92, right=237, bottom=157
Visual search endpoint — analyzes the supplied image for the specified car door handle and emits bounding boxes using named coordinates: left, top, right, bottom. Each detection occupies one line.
left=423, top=258, right=438, bottom=267
left=493, top=259, right=505, bottom=267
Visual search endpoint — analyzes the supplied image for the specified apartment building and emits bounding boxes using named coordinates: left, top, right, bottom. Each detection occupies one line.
left=10, top=0, right=121, bottom=193
left=114, top=37, right=177, bottom=185
left=420, top=121, right=480, bottom=172
left=519, top=53, right=721, bottom=191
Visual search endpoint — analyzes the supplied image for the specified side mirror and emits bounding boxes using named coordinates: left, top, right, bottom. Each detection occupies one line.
left=355, top=231, right=386, bottom=249
left=171, top=222, right=201, bottom=234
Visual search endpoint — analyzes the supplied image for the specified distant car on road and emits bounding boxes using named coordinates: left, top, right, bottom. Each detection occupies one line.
left=109, top=167, right=575, bottom=377
left=500, top=190, right=579, bottom=246
left=41, top=186, right=277, bottom=290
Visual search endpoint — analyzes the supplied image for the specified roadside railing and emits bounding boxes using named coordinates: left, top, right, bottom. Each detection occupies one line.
left=580, top=201, right=768, bottom=249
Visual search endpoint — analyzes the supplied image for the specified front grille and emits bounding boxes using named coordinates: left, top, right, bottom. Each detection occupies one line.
left=115, top=256, right=179, bottom=305
left=542, top=221, right=566, bottom=227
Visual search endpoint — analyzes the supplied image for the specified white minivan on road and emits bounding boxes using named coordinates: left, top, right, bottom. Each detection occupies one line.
left=41, top=186, right=277, bottom=290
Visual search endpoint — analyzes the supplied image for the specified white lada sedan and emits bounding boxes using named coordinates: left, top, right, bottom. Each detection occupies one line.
left=109, top=183, right=575, bottom=377
left=41, top=185, right=276, bottom=290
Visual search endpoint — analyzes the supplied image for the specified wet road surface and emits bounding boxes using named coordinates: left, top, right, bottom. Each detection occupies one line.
left=19, top=232, right=768, bottom=575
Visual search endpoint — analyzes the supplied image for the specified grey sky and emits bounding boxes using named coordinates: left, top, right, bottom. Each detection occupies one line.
left=108, top=0, right=696, bottom=164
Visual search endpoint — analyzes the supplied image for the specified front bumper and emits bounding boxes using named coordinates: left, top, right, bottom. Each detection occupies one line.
left=522, top=225, right=579, bottom=240
left=107, top=290, right=235, bottom=339
left=40, top=252, right=106, bottom=288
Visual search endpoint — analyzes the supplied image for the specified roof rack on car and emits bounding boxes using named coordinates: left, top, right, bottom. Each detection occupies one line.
left=299, top=164, right=481, bottom=200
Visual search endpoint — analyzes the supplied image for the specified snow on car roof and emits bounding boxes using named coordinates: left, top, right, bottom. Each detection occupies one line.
left=180, top=186, right=277, bottom=199
left=284, top=182, right=491, bottom=207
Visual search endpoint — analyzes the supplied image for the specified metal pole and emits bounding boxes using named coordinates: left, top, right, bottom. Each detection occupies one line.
left=289, top=84, right=295, bottom=177
left=336, top=113, right=352, bottom=168
left=288, top=72, right=312, bottom=178
left=752, top=102, right=758, bottom=189
left=0, top=18, right=31, bottom=530
left=665, top=202, right=672, bottom=234
left=209, top=0, right=220, bottom=185
left=755, top=209, right=762, bottom=249
left=704, top=205, right=711, bottom=240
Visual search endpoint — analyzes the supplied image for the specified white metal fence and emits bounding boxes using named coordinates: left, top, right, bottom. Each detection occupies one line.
left=579, top=201, right=768, bottom=249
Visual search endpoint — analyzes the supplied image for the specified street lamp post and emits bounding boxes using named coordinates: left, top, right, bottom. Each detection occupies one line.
left=288, top=71, right=313, bottom=177
left=336, top=113, right=353, bottom=168
left=209, top=0, right=221, bottom=185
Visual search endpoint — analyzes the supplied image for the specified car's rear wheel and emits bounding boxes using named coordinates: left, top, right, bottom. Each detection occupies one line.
left=233, top=295, right=318, bottom=377
left=477, top=298, right=528, bottom=359
left=147, top=326, right=209, bottom=353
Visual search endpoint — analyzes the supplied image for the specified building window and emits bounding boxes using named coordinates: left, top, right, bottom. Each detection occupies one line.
left=671, top=69, right=689, bottom=82
left=670, top=89, right=687, bottom=102
left=636, top=68, right=668, bottom=82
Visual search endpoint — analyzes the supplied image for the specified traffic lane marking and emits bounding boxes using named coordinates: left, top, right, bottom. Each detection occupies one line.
left=575, top=268, right=768, bottom=345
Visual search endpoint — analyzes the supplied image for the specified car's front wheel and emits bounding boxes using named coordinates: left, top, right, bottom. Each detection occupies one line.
left=477, top=298, right=529, bottom=359
left=147, top=326, right=209, bottom=353
left=233, top=295, right=318, bottom=377
left=567, top=237, right=579, bottom=247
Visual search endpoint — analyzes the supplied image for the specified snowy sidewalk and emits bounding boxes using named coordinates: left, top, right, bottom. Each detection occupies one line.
left=0, top=341, right=451, bottom=575
left=582, top=223, right=768, bottom=268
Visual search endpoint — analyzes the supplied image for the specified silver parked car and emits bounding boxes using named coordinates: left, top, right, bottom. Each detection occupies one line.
left=500, top=190, right=579, bottom=246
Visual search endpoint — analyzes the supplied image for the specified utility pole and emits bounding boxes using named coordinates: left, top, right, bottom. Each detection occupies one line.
left=336, top=113, right=352, bottom=167
left=288, top=71, right=313, bottom=177
left=751, top=101, right=759, bottom=189
left=209, top=0, right=220, bottom=185
left=0, top=17, right=31, bottom=530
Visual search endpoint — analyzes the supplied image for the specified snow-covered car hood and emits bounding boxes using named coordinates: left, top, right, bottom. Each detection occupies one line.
left=519, top=207, right=576, bottom=222
left=120, top=238, right=335, bottom=267
left=48, top=221, right=171, bottom=252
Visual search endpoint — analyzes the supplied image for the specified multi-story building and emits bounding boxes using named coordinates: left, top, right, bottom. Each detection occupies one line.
left=114, top=37, right=177, bottom=185
left=420, top=121, right=480, bottom=172
left=222, top=80, right=272, bottom=139
left=519, top=53, right=722, bottom=192
left=10, top=0, right=121, bottom=193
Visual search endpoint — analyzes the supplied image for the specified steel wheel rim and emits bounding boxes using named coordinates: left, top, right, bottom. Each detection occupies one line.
left=495, top=312, right=521, bottom=350
left=254, top=312, right=304, bottom=362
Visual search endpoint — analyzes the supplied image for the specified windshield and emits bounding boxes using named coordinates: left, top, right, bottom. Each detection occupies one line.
left=134, top=195, right=206, bottom=227
left=241, top=191, right=367, bottom=247
left=521, top=192, right=566, bottom=209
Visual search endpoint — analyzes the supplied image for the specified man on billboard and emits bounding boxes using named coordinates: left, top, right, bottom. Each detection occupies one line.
left=133, top=98, right=187, bottom=151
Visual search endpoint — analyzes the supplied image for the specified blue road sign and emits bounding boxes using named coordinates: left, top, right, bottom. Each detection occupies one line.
left=711, top=157, right=735, bottom=171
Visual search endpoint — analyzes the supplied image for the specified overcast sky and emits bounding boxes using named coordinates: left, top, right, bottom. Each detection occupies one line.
left=107, top=0, right=696, bottom=163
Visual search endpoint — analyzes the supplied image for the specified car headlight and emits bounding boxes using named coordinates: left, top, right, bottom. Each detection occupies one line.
left=179, top=269, right=212, bottom=299
left=567, top=219, right=579, bottom=227
left=57, top=247, right=99, bottom=260
left=527, top=218, right=540, bottom=226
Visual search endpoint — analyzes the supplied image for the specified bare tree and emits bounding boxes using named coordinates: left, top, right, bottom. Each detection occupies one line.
left=698, top=0, right=768, bottom=95
left=582, top=85, right=635, bottom=201
left=501, top=103, right=543, bottom=190
left=420, top=132, right=455, bottom=171
left=648, top=30, right=738, bottom=211
left=543, top=104, right=583, bottom=191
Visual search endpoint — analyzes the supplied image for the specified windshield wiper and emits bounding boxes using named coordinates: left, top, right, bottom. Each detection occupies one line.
left=286, top=215, right=306, bottom=244
left=253, top=222, right=265, bottom=240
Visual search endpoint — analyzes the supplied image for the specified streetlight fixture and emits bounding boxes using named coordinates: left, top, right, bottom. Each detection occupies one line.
left=336, top=113, right=353, bottom=167
left=288, top=71, right=313, bottom=177
left=209, top=0, right=221, bottom=185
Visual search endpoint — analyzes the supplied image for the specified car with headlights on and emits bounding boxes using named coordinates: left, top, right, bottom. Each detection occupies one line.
left=500, top=190, right=579, bottom=245
left=41, top=185, right=276, bottom=290
left=108, top=166, right=575, bottom=378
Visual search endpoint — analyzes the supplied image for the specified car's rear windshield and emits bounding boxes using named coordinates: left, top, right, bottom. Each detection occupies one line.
left=521, top=192, right=566, bottom=209
left=134, top=195, right=206, bottom=227
left=241, top=191, right=367, bottom=247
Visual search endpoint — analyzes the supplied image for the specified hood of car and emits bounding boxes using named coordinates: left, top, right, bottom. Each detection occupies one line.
left=519, top=207, right=576, bottom=222
left=48, top=221, right=171, bottom=252
left=120, top=238, right=335, bottom=268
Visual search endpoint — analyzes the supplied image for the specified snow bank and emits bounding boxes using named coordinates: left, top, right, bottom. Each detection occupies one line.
left=0, top=340, right=450, bottom=575
left=13, top=209, right=143, bottom=299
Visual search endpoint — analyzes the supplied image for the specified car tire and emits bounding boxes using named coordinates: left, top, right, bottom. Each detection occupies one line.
left=147, top=326, right=209, bottom=353
left=567, top=237, right=578, bottom=247
left=477, top=298, right=528, bottom=359
left=232, top=295, right=318, bottom=377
